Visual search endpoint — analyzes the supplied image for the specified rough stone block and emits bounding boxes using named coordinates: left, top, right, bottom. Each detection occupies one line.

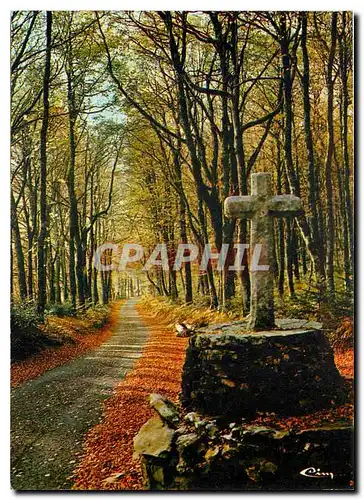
left=137, top=417, right=353, bottom=491
left=181, top=328, right=347, bottom=417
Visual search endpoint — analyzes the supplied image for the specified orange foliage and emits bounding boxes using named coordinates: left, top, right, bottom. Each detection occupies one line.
left=334, top=348, right=354, bottom=380
left=72, top=304, right=188, bottom=490
left=11, top=302, right=122, bottom=388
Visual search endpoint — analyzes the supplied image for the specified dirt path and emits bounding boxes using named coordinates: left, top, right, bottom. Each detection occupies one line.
left=11, top=299, right=148, bottom=491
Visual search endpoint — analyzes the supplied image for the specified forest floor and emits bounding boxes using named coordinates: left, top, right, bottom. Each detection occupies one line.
left=11, top=298, right=148, bottom=490
left=11, top=302, right=122, bottom=388
left=72, top=299, right=354, bottom=491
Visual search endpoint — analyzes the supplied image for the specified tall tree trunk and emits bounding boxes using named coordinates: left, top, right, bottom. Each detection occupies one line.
left=37, top=11, right=52, bottom=318
left=66, top=56, right=79, bottom=310
left=87, top=172, right=95, bottom=301
left=179, top=196, right=193, bottom=304
left=286, top=219, right=295, bottom=297
left=61, top=248, right=69, bottom=302
left=93, top=221, right=99, bottom=304
left=22, top=190, right=34, bottom=299
left=336, top=152, right=351, bottom=291
left=173, top=129, right=193, bottom=304
left=301, top=13, right=326, bottom=281
left=325, top=12, right=338, bottom=295
left=339, top=12, right=353, bottom=288
left=279, top=13, right=322, bottom=284
left=10, top=234, right=14, bottom=298
left=48, top=244, right=56, bottom=304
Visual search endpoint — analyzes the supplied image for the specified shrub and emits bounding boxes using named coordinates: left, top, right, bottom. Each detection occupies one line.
left=11, top=300, right=41, bottom=331
left=11, top=301, right=44, bottom=361
left=84, top=304, right=109, bottom=328
left=46, top=301, right=75, bottom=317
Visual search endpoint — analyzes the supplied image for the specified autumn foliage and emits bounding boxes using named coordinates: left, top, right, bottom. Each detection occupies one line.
left=72, top=303, right=188, bottom=490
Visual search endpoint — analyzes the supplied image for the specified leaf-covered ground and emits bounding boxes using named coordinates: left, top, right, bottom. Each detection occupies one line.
left=334, top=347, right=354, bottom=380
left=72, top=303, right=188, bottom=490
left=11, top=302, right=122, bottom=388
left=72, top=303, right=353, bottom=491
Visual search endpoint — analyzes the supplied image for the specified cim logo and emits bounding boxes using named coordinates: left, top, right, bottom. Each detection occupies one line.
left=300, top=467, right=334, bottom=480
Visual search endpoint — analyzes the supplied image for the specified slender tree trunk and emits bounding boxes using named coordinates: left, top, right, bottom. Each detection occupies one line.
left=325, top=12, right=338, bottom=295
left=93, top=221, right=99, bottom=304
left=198, top=198, right=218, bottom=308
left=174, top=141, right=193, bottom=303
left=48, top=245, right=56, bottom=304
left=27, top=235, right=34, bottom=298
left=37, top=11, right=52, bottom=318
left=339, top=12, right=353, bottom=287
left=301, top=13, right=325, bottom=280
left=336, top=153, right=351, bottom=291
left=292, top=224, right=300, bottom=281
left=61, top=248, right=69, bottom=302
left=22, top=190, right=34, bottom=299
left=10, top=234, right=14, bottom=298
left=286, top=219, right=295, bottom=297
left=66, top=59, right=79, bottom=310
left=279, top=13, right=323, bottom=284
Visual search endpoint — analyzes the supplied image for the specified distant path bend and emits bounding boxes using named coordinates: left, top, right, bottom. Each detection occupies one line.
left=11, top=298, right=148, bottom=491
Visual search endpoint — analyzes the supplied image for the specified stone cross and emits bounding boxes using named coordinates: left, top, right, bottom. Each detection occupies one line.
left=224, top=172, right=302, bottom=330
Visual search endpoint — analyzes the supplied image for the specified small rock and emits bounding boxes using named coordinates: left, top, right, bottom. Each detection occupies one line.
left=103, top=472, right=124, bottom=484
left=222, top=432, right=235, bottom=441
left=133, top=416, right=175, bottom=459
left=205, top=422, right=218, bottom=438
left=205, top=445, right=220, bottom=461
left=241, top=425, right=276, bottom=437
left=149, top=393, right=180, bottom=427
left=184, top=412, right=200, bottom=425
left=176, top=433, right=199, bottom=451
left=175, top=425, right=189, bottom=436
left=195, top=419, right=207, bottom=431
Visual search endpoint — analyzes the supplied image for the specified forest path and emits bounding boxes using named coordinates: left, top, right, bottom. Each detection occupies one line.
left=11, top=298, right=148, bottom=491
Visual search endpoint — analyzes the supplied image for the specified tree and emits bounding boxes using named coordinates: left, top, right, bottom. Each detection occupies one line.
left=37, top=10, right=52, bottom=318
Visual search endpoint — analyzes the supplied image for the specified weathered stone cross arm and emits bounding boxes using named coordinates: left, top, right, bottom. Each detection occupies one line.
left=225, top=194, right=303, bottom=219
left=268, top=194, right=303, bottom=217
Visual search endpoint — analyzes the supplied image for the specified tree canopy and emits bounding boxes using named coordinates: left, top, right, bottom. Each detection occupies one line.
left=11, top=11, right=353, bottom=319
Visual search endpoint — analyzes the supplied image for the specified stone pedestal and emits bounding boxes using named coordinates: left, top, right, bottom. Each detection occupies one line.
left=133, top=320, right=352, bottom=491
left=181, top=321, right=347, bottom=417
